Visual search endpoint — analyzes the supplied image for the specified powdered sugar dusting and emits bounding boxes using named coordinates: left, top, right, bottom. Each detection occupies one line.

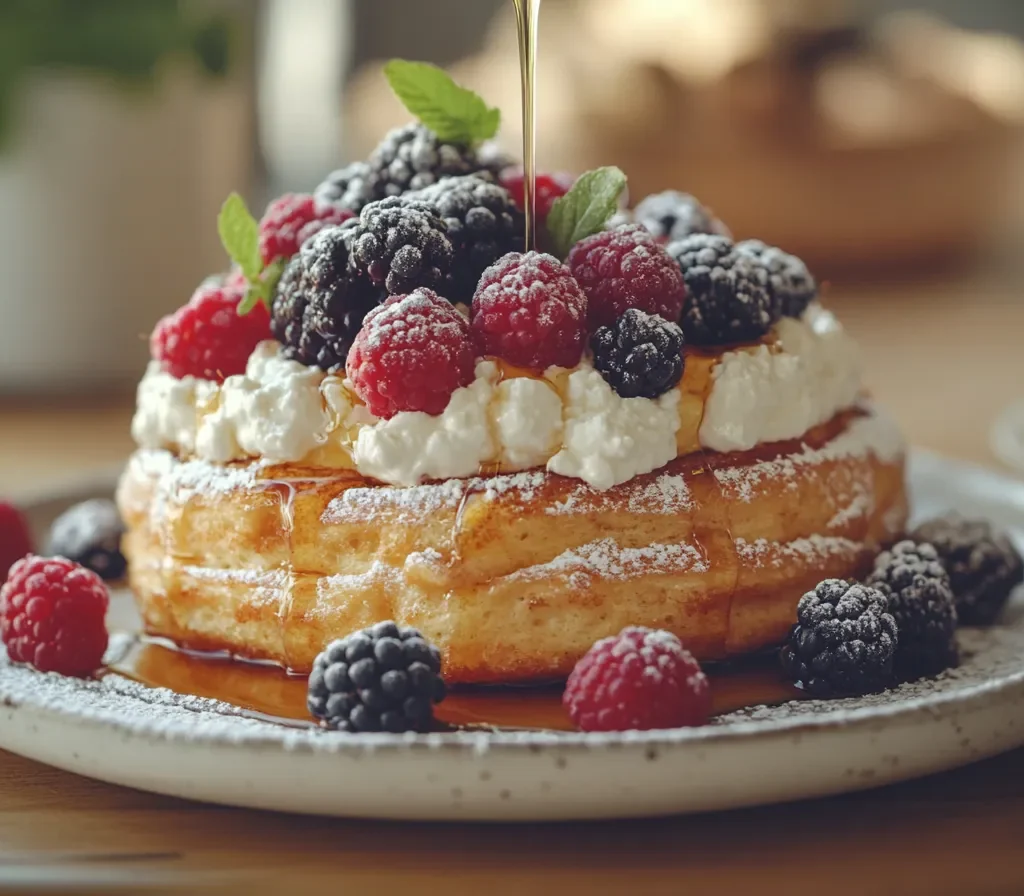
left=321, top=468, right=548, bottom=525
left=735, top=535, right=862, bottom=569
left=511, top=538, right=707, bottom=586
left=714, top=409, right=904, bottom=503
left=547, top=471, right=693, bottom=516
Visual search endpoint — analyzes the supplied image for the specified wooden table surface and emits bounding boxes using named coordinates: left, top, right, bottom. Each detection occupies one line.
left=0, top=280, right=1022, bottom=895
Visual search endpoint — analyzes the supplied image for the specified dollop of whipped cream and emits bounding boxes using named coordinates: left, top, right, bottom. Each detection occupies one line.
left=548, top=366, right=681, bottom=490
left=132, top=342, right=333, bottom=464
left=698, top=305, right=862, bottom=453
left=130, top=306, right=864, bottom=490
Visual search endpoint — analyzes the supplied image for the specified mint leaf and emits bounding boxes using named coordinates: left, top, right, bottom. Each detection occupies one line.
left=218, top=192, right=261, bottom=280
left=237, top=257, right=286, bottom=316
left=384, top=59, right=500, bottom=145
left=547, top=167, right=628, bottom=259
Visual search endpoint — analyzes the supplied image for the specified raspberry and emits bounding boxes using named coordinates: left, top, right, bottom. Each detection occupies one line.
left=471, top=251, right=588, bottom=370
left=634, top=191, right=730, bottom=243
left=258, top=193, right=354, bottom=266
left=1, top=555, right=109, bottom=676
left=151, top=282, right=272, bottom=382
left=346, top=289, right=475, bottom=419
left=412, top=175, right=524, bottom=302
left=591, top=308, right=685, bottom=399
left=563, top=627, right=712, bottom=732
left=307, top=621, right=446, bottom=733
left=780, top=580, right=897, bottom=697
left=498, top=169, right=573, bottom=220
left=668, top=234, right=774, bottom=345
left=348, top=197, right=455, bottom=296
left=0, top=502, right=33, bottom=582
left=868, top=541, right=958, bottom=680
left=222, top=268, right=249, bottom=290
left=567, top=225, right=687, bottom=330
left=270, top=223, right=383, bottom=372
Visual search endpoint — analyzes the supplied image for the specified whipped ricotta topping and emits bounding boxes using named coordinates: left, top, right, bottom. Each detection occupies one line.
left=698, top=306, right=862, bottom=453
left=352, top=361, right=498, bottom=486
left=133, top=342, right=335, bottom=464
left=131, top=306, right=865, bottom=490
left=547, top=365, right=681, bottom=490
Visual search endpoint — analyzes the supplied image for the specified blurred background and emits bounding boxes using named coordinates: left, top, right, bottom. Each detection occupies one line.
left=0, top=0, right=1022, bottom=486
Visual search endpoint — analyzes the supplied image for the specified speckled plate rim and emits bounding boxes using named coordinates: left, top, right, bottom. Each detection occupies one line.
left=1, top=449, right=1022, bottom=757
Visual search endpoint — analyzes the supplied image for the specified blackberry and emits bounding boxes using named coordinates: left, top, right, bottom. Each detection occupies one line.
left=668, top=234, right=774, bottom=345
left=868, top=541, right=959, bottom=680
left=413, top=175, right=524, bottom=302
left=736, top=239, right=817, bottom=319
left=347, top=197, right=455, bottom=296
left=47, top=499, right=126, bottom=581
left=270, top=225, right=383, bottom=372
left=910, top=515, right=1024, bottom=626
left=780, top=579, right=897, bottom=697
left=634, top=191, right=730, bottom=242
left=313, top=161, right=376, bottom=214
left=307, top=621, right=447, bottom=733
left=368, top=123, right=489, bottom=198
left=591, top=309, right=685, bottom=399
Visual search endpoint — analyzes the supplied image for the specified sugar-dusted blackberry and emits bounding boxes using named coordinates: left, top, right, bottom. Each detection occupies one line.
left=347, top=197, right=455, bottom=296
left=271, top=225, right=383, bottom=372
left=412, top=175, right=523, bottom=302
left=47, top=499, right=126, bottom=582
left=313, top=161, right=376, bottom=214
left=736, top=239, right=817, bottom=319
left=868, top=540, right=958, bottom=680
left=307, top=621, right=447, bottom=733
left=910, top=515, right=1024, bottom=626
left=668, top=234, right=773, bottom=345
left=368, top=123, right=489, bottom=198
left=591, top=309, right=685, bottom=399
left=634, top=191, right=730, bottom=243
left=780, top=579, right=897, bottom=697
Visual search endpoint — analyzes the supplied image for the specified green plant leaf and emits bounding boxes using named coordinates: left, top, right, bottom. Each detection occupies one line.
left=384, top=59, right=500, bottom=145
left=218, top=192, right=261, bottom=280
left=237, top=257, right=286, bottom=316
left=547, top=167, right=628, bottom=259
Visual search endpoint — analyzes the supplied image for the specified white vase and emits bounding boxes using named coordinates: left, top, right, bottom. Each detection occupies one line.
left=0, top=67, right=253, bottom=394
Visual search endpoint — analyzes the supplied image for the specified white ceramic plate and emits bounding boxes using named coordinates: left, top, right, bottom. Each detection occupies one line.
left=1, top=452, right=1023, bottom=822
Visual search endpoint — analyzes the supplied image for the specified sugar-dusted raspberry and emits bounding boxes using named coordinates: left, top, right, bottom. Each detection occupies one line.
left=150, top=282, right=271, bottom=383
left=1, top=555, right=109, bottom=676
left=498, top=169, right=573, bottom=220
left=568, top=225, right=687, bottom=330
left=346, top=289, right=475, bottom=419
left=564, top=626, right=711, bottom=731
left=0, top=502, right=33, bottom=582
left=258, top=193, right=354, bottom=266
left=471, top=251, right=588, bottom=369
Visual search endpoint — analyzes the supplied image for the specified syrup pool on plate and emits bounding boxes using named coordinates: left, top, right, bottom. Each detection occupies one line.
left=107, top=636, right=804, bottom=733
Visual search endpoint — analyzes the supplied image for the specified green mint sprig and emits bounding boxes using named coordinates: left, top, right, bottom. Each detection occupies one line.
left=217, top=192, right=285, bottom=315
left=384, top=59, right=500, bottom=146
left=547, top=167, right=628, bottom=260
